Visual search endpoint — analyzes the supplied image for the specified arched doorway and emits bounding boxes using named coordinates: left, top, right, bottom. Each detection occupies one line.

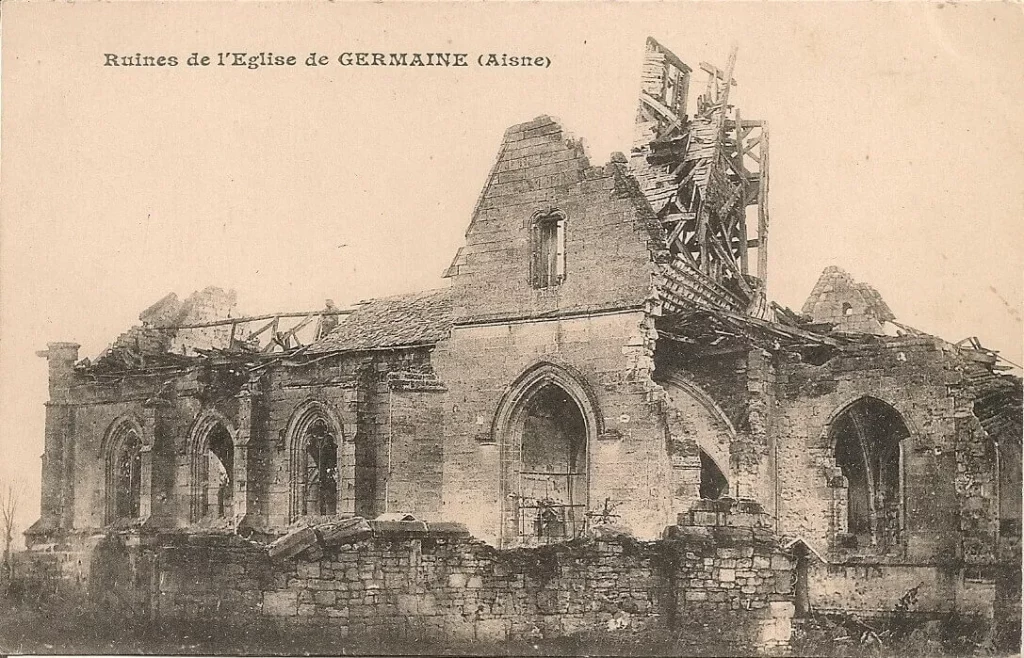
left=495, top=363, right=599, bottom=547
left=517, top=383, right=587, bottom=543
left=829, top=397, right=910, bottom=548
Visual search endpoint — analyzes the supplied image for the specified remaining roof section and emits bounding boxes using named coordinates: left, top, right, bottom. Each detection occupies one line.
left=801, top=266, right=895, bottom=334
left=309, top=288, right=454, bottom=353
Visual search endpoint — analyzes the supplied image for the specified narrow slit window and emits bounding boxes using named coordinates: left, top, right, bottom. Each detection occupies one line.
left=533, top=212, right=566, bottom=288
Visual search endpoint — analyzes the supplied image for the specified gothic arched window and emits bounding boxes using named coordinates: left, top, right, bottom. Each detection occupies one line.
left=830, top=397, right=910, bottom=549
left=106, top=425, right=142, bottom=524
left=302, top=418, right=338, bottom=517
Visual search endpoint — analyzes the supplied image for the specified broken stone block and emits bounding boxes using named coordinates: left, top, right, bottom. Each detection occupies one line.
left=318, top=517, right=372, bottom=547
left=267, top=526, right=318, bottom=560
left=370, top=519, right=429, bottom=535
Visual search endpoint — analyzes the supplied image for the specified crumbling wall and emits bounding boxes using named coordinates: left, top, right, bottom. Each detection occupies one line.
left=653, top=345, right=780, bottom=518
left=771, top=335, right=1008, bottom=617
left=31, top=340, right=453, bottom=539
left=445, top=115, right=663, bottom=324
left=801, top=266, right=894, bottom=335
left=167, top=287, right=239, bottom=356
left=143, top=527, right=795, bottom=651
left=775, top=338, right=965, bottom=561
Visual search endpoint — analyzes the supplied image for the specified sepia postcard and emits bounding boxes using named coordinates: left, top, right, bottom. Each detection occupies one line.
left=1, top=2, right=1021, bottom=655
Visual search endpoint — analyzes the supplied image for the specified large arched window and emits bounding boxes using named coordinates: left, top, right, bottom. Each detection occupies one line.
left=302, top=418, right=338, bottom=517
left=104, top=421, right=142, bottom=525
left=188, top=414, right=237, bottom=523
left=829, top=397, right=910, bottom=549
left=494, top=363, right=601, bottom=547
left=286, top=401, right=349, bottom=522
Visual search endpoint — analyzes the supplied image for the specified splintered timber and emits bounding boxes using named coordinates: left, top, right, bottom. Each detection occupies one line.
left=103, top=52, right=549, bottom=69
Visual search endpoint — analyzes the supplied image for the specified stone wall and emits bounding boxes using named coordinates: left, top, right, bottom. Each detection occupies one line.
left=433, top=310, right=670, bottom=545
left=773, top=337, right=969, bottom=563
left=445, top=115, right=661, bottom=324
left=143, top=524, right=795, bottom=651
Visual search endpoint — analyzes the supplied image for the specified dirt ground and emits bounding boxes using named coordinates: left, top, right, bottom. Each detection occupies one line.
left=0, top=598, right=1013, bottom=657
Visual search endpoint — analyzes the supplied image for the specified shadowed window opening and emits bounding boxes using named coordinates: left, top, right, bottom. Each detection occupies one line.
left=532, top=212, right=566, bottom=289
left=699, top=450, right=728, bottom=500
left=110, top=429, right=141, bottom=522
left=203, top=424, right=233, bottom=519
left=303, top=418, right=338, bottom=516
left=518, top=383, right=587, bottom=543
left=830, top=398, right=909, bottom=549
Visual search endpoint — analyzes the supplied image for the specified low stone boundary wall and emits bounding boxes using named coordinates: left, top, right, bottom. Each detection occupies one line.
left=147, top=522, right=795, bottom=651
left=9, top=517, right=797, bottom=652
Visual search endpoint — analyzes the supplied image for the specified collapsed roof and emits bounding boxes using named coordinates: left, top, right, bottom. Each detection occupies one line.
left=76, top=38, right=1018, bottom=394
left=629, top=37, right=771, bottom=317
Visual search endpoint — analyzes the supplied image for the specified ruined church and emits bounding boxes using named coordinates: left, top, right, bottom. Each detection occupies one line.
left=22, top=38, right=1021, bottom=644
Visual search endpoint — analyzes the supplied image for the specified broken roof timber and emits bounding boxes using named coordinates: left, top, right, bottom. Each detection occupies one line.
left=159, top=309, right=353, bottom=331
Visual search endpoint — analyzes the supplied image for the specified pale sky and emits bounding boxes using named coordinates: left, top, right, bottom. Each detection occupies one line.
left=2, top=2, right=1022, bottom=541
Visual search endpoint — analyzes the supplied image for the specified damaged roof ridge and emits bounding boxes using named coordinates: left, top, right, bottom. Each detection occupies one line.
left=351, top=286, right=452, bottom=307
left=309, top=287, right=454, bottom=354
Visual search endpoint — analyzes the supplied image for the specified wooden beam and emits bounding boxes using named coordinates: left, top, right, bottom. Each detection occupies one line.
left=275, top=313, right=317, bottom=349
left=725, top=119, right=765, bottom=129
left=739, top=210, right=750, bottom=275
left=166, top=309, right=351, bottom=330
left=640, top=92, right=682, bottom=127
left=715, top=307, right=839, bottom=347
left=262, top=317, right=282, bottom=353
left=719, top=183, right=745, bottom=218
left=247, top=318, right=278, bottom=341
left=710, top=236, right=753, bottom=298
left=699, top=62, right=738, bottom=86
left=757, top=124, right=770, bottom=285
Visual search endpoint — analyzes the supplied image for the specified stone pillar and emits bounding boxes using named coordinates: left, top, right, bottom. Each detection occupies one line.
left=138, top=408, right=157, bottom=522
left=669, top=453, right=701, bottom=518
left=737, top=348, right=775, bottom=502
left=30, top=343, right=80, bottom=542
left=234, top=375, right=263, bottom=529
left=340, top=394, right=357, bottom=515
left=139, top=397, right=176, bottom=526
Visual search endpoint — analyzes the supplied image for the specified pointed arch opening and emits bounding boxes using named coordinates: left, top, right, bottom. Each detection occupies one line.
left=828, top=396, right=910, bottom=549
left=494, top=362, right=601, bottom=547
left=699, top=450, right=728, bottom=500
left=104, top=419, right=143, bottom=525
left=189, top=414, right=236, bottom=523
left=302, top=418, right=339, bottom=517
left=519, top=383, right=587, bottom=541
left=286, top=400, right=352, bottom=523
